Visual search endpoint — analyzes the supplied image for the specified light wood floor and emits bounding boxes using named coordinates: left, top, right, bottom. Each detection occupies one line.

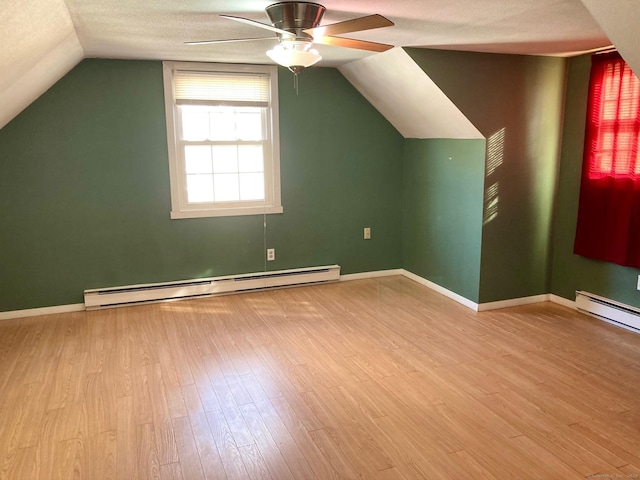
left=2, top=276, right=640, bottom=479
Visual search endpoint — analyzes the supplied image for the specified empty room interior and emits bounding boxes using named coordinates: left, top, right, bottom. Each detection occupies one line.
left=2, top=0, right=640, bottom=478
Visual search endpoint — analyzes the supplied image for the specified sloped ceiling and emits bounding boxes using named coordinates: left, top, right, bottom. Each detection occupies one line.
left=580, top=0, right=640, bottom=76
left=0, top=0, right=617, bottom=130
left=340, top=48, right=484, bottom=139
left=1, top=0, right=84, bottom=129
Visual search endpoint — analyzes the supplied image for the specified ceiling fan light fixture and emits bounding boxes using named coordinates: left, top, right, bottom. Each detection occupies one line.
left=266, top=41, right=322, bottom=74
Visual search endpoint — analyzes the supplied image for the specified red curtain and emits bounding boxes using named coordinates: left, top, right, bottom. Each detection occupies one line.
left=574, top=52, right=640, bottom=268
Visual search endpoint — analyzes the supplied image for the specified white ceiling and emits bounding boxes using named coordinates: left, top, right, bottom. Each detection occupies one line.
left=1, top=0, right=83, bottom=128
left=580, top=0, right=640, bottom=78
left=0, top=0, right=625, bottom=129
left=64, top=0, right=611, bottom=64
left=340, top=48, right=484, bottom=139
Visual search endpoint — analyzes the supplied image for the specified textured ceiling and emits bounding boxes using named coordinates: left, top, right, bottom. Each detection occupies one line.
left=64, top=0, right=611, bottom=64
left=1, top=0, right=83, bottom=128
left=0, top=0, right=623, bottom=129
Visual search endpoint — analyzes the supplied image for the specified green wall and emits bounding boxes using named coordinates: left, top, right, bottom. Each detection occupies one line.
left=267, top=68, right=403, bottom=274
left=402, top=139, right=485, bottom=302
left=405, top=49, right=566, bottom=303
left=6, top=51, right=637, bottom=313
left=550, top=55, right=640, bottom=308
left=0, top=59, right=403, bottom=311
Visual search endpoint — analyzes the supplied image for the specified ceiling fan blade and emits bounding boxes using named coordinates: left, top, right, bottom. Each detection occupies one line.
left=185, top=37, right=275, bottom=45
left=220, top=14, right=295, bottom=38
left=313, top=35, right=394, bottom=52
left=304, top=14, right=393, bottom=38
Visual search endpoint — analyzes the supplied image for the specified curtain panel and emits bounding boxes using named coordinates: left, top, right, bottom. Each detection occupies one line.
left=574, top=52, right=640, bottom=268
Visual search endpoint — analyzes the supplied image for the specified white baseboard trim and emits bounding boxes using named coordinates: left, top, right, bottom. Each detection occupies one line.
left=0, top=277, right=580, bottom=322
left=3, top=269, right=402, bottom=321
left=340, top=269, right=403, bottom=282
left=0, top=303, right=85, bottom=321
left=477, top=294, right=550, bottom=312
left=399, top=270, right=567, bottom=313
left=401, top=269, right=480, bottom=311
left=549, top=294, right=577, bottom=309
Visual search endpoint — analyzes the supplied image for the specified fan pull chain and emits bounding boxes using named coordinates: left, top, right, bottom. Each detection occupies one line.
left=294, top=73, right=299, bottom=95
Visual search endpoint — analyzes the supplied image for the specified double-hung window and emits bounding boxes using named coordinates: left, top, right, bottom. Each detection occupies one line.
left=163, top=62, right=282, bottom=218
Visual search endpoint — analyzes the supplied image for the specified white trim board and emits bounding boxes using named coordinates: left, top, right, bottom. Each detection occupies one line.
left=549, top=294, right=576, bottom=309
left=0, top=270, right=578, bottom=321
left=400, top=270, right=577, bottom=312
left=477, top=294, right=549, bottom=312
left=342, top=269, right=545, bottom=313
left=0, top=303, right=85, bottom=322
left=401, top=270, right=480, bottom=311
left=2, top=268, right=397, bottom=321
left=339, top=269, right=403, bottom=282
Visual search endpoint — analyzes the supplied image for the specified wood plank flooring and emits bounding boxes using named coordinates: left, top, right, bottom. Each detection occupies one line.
left=1, top=276, right=640, bottom=479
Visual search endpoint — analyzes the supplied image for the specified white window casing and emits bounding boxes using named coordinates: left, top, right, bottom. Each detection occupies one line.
left=163, top=61, right=282, bottom=219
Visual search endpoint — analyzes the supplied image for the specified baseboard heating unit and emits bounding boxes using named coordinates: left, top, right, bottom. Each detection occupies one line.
left=84, top=265, right=340, bottom=310
left=575, top=291, right=640, bottom=333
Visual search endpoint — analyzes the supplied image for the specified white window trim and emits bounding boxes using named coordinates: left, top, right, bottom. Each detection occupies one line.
left=163, top=61, right=283, bottom=219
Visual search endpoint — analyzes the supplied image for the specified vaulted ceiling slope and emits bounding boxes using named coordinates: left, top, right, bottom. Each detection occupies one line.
left=1, top=0, right=84, bottom=129
left=0, top=0, right=634, bottom=130
left=580, top=0, right=640, bottom=77
left=339, top=48, right=484, bottom=139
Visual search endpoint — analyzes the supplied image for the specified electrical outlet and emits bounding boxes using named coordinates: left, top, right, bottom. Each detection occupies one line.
left=364, top=227, right=371, bottom=240
left=267, top=248, right=275, bottom=261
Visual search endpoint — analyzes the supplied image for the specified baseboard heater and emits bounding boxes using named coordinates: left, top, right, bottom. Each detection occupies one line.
left=84, top=265, right=340, bottom=310
left=575, top=290, right=640, bottom=333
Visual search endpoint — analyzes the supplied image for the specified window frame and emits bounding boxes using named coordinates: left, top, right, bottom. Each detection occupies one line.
left=585, top=53, right=640, bottom=179
left=163, top=61, right=283, bottom=219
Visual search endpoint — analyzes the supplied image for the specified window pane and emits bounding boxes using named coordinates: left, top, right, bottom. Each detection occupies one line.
left=180, top=106, right=209, bottom=141
left=237, top=110, right=263, bottom=140
left=214, top=174, right=240, bottom=201
left=209, top=109, right=237, bottom=140
left=594, top=152, right=612, bottom=175
left=187, top=174, right=214, bottom=203
left=239, top=173, right=265, bottom=201
left=598, top=130, right=614, bottom=151
left=613, top=130, right=636, bottom=175
left=184, top=146, right=212, bottom=174
left=212, top=146, right=238, bottom=173
left=238, top=146, right=264, bottom=173
left=618, top=78, right=640, bottom=119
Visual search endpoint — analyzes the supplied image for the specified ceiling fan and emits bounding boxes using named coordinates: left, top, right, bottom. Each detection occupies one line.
left=186, top=2, right=394, bottom=75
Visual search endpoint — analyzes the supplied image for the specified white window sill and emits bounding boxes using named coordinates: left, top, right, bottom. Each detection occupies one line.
left=171, top=205, right=283, bottom=219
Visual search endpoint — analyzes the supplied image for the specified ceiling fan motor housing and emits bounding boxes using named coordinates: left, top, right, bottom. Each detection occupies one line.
left=266, top=2, right=326, bottom=41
